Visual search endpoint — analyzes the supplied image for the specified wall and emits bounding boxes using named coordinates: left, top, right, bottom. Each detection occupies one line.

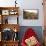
left=0, top=0, right=15, bottom=7
left=0, top=0, right=44, bottom=26
left=18, top=0, right=44, bottom=26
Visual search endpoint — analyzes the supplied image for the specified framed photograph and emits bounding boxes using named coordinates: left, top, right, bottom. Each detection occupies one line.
left=23, top=9, right=39, bottom=19
left=9, top=10, right=17, bottom=15
left=2, top=10, right=9, bottom=15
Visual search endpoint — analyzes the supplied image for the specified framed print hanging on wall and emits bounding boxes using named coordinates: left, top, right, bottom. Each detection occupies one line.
left=23, top=9, right=39, bottom=19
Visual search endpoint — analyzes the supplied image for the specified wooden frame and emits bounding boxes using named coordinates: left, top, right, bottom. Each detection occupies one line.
left=0, top=7, right=19, bottom=24
left=0, top=7, right=19, bottom=46
left=0, top=7, right=19, bottom=16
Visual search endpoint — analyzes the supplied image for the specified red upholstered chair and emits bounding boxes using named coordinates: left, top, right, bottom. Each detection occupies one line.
left=21, top=28, right=41, bottom=46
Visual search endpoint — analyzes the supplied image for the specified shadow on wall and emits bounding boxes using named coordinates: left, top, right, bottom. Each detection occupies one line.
left=18, top=26, right=43, bottom=44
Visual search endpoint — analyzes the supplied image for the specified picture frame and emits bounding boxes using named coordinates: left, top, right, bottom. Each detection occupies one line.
left=9, top=10, right=17, bottom=15
left=2, top=10, right=9, bottom=15
left=23, top=9, right=39, bottom=19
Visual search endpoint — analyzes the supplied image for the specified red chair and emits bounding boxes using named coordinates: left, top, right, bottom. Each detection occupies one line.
left=21, top=28, right=41, bottom=46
